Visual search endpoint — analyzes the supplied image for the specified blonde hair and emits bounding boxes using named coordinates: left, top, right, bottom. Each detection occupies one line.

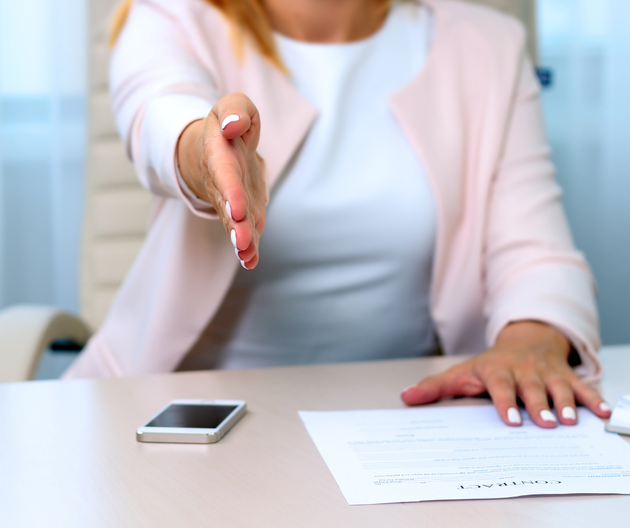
left=110, top=0, right=392, bottom=73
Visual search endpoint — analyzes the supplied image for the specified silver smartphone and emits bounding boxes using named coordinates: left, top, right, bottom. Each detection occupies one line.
left=136, top=399, right=247, bottom=444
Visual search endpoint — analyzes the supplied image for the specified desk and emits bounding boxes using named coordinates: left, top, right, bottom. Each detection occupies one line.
left=1, top=347, right=628, bottom=527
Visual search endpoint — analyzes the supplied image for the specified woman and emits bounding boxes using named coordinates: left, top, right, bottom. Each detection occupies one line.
left=65, top=0, right=611, bottom=428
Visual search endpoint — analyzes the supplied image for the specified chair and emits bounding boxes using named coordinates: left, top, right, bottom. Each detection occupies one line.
left=0, top=0, right=537, bottom=383
left=0, top=0, right=151, bottom=382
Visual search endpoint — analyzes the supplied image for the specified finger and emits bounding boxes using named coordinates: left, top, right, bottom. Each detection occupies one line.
left=242, top=253, right=259, bottom=270
left=223, top=199, right=264, bottom=243
left=230, top=222, right=254, bottom=255
left=518, top=374, right=557, bottom=428
left=213, top=92, right=261, bottom=147
left=254, top=153, right=270, bottom=205
left=401, top=374, right=445, bottom=405
left=250, top=201, right=266, bottom=238
left=236, top=240, right=257, bottom=264
left=255, top=212, right=266, bottom=238
left=572, top=379, right=612, bottom=418
left=484, top=371, right=522, bottom=426
left=546, top=375, right=577, bottom=425
left=202, top=138, right=248, bottom=223
left=401, top=365, right=485, bottom=406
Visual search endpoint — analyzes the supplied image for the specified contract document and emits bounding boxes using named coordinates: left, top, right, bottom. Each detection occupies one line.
left=299, top=405, right=630, bottom=505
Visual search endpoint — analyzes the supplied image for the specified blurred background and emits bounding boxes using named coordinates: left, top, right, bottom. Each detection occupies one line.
left=0, top=0, right=628, bottom=378
left=0, top=0, right=86, bottom=318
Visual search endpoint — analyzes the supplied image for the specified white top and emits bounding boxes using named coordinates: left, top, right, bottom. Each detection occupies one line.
left=182, top=2, right=437, bottom=370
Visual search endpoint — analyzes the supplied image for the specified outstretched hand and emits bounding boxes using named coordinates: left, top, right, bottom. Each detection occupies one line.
left=401, top=321, right=611, bottom=427
left=177, top=92, right=267, bottom=269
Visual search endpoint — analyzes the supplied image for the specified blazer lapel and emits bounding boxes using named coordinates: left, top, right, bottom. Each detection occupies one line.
left=390, top=0, right=465, bottom=299
left=236, top=49, right=318, bottom=190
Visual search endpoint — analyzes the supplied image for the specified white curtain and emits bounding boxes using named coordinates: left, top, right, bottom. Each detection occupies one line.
left=538, top=0, right=630, bottom=344
left=0, top=0, right=86, bottom=313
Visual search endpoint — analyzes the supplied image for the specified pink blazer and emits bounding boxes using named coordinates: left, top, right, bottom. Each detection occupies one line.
left=65, top=0, right=602, bottom=379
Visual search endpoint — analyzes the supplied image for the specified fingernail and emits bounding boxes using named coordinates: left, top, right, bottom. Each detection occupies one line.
left=230, top=229, right=237, bottom=249
left=561, top=406, right=576, bottom=421
left=221, top=114, right=240, bottom=130
left=507, top=407, right=522, bottom=424
left=540, top=410, right=557, bottom=423
left=239, top=259, right=248, bottom=269
left=225, top=201, right=233, bottom=220
left=599, top=402, right=611, bottom=413
left=402, top=385, right=416, bottom=393
left=234, top=247, right=240, bottom=258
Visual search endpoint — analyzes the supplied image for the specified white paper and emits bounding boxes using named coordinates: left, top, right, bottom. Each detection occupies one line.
left=299, top=405, right=630, bottom=504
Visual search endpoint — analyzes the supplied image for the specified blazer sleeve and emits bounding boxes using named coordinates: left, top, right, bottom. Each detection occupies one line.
left=109, top=0, right=220, bottom=218
left=483, top=55, right=602, bottom=381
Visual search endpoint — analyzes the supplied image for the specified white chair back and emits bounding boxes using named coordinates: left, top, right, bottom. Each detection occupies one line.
left=82, top=0, right=153, bottom=330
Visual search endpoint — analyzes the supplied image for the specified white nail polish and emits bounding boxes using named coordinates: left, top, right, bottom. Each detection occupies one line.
left=507, top=407, right=522, bottom=425
left=599, top=402, right=611, bottom=413
left=402, top=385, right=416, bottom=393
left=221, top=114, right=240, bottom=130
left=540, top=410, right=557, bottom=423
left=230, top=229, right=237, bottom=249
left=561, top=407, right=576, bottom=421
left=239, top=259, right=248, bottom=269
left=225, top=201, right=232, bottom=220
left=234, top=247, right=240, bottom=258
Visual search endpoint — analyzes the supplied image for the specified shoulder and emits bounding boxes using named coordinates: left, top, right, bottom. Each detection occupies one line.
left=129, top=0, right=227, bottom=25
left=426, top=0, right=527, bottom=57
left=429, top=0, right=526, bottom=34
left=117, top=0, right=232, bottom=57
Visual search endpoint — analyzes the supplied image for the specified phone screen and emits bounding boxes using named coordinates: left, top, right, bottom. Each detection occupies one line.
left=146, top=404, right=238, bottom=429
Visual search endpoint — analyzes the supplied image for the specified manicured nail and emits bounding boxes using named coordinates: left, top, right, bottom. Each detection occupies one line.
left=561, top=407, right=576, bottom=421
left=225, top=201, right=233, bottom=220
left=402, top=385, right=416, bottom=393
left=230, top=229, right=237, bottom=249
left=599, top=402, right=611, bottom=413
left=507, top=407, right=522, bottom=425
left=234, top=247, right=240, bottom=258
left=239, top=259, right=248, bottom=269
left=540, top=410, right=557, bottom=423
left=221, top=114, right=240, bottom=130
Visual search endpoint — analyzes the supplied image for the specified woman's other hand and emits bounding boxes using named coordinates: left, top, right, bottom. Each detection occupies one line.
left=177, top=92, right=267, bottom=269
left=401, top=321, right=612, bottom=427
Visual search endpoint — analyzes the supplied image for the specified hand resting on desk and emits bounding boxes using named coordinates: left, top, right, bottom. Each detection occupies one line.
left=401, top=321, right=611, bottom=428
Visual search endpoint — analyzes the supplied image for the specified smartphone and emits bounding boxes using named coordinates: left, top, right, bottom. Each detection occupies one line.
left=136, top=399, right=247, bottom=444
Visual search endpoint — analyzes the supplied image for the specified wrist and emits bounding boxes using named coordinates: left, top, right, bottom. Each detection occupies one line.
left=496, top=321, right=571, bottom=357
left=176, top=118, right=207, bottom=201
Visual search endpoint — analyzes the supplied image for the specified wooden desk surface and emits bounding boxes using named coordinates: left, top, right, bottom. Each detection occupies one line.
left=1, top=347, right=629, bottom=528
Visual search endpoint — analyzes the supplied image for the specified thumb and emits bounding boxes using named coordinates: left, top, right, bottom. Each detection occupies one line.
left=212, top=92, right=260, bottom=148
